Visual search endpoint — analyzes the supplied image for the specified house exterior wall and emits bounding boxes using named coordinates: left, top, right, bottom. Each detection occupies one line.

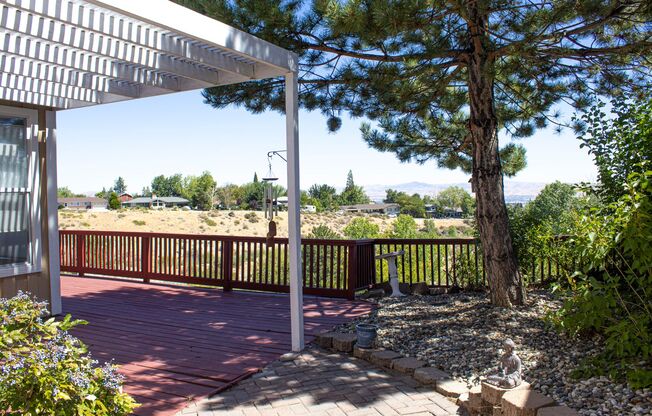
left=0, top=106, right=55, bottom=311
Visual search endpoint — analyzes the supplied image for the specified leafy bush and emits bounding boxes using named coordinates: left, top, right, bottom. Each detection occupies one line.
left=132, top=220, right=146, bottom=226
left=307, top=224, right=341, bottom=239
left=343, top=217, right=380, bottom=239
left=0, top=292, right=137, bottom=415
left=390, top=214, right=418, bottom=238
left=575, top=98, right=652, bottom=203
left=421, top=219, right=439, bottom=236
left=550, top=169, right=652, bottom=387
left=508, top=181, right=581, bottom=282
left=107, top=192, right=121, bottom=210
left=549, top=97, right=652, bottom=388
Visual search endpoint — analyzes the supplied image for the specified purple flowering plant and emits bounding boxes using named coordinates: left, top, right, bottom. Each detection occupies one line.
left=0, top=291, right=138, bottom=415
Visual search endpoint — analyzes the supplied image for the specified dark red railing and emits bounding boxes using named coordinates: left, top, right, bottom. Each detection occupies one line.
left=60, top=230, right=374, bottom=299
left=60, top=230, right=565, bottom=299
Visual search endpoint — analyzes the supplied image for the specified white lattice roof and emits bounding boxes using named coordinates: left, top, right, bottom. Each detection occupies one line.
left=0, top=0, right=297, bottom=109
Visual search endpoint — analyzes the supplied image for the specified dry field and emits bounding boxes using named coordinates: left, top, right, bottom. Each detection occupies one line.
left=58, top=209, right=472, bottom=238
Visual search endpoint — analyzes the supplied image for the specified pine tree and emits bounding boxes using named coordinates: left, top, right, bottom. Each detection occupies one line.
left=339, top=171, right=370, bottom=205
left=176, top=0, right=651, bottom=306
left=113, top=177, right=126, bottom=195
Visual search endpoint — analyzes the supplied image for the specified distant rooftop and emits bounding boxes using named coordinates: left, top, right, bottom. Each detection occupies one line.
left=123, top=196, right=189, bottom=204
left=58, top=197, right=107, bottom=203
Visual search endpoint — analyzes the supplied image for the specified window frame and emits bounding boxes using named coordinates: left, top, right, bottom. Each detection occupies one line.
left=0, top=106, right=42, bottom=279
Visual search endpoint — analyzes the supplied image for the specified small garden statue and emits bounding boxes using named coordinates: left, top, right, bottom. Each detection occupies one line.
left=486, top=338, right=522, bottom=388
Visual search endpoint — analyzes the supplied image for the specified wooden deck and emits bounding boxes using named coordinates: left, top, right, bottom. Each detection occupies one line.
left=61, top=276, right=373, bottom=416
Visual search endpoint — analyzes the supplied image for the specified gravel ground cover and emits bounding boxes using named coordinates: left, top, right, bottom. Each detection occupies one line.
left=338, top=291, right=651, bottom=416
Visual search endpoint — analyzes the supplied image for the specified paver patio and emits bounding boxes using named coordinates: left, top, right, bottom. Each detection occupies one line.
left=178, top=347, right=461, bottom=416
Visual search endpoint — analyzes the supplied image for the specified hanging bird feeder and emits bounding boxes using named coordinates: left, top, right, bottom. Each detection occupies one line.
left=262, top=153, right=281, bottom=245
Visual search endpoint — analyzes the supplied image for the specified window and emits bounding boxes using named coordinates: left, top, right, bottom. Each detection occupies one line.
left=0, top=107, right=41, bottom=278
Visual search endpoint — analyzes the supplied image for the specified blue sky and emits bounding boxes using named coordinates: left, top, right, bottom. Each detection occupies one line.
left=56, top=90, right=597, bottom=195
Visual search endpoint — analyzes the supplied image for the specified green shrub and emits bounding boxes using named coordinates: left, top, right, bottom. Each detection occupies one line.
left=307, top=224, right=341, bottom=239
left=132, top=220, right=146, bottom=226
left=343, top=217, right=379, bottom=239
left=107, top=192, right=121, bottom=210
left=0, top=292, right=138, bottom=415
left=550, top=169, right=652, bottom=387
left=507, top=182, right=581, bottom=281
left=203, top=218, right=217, bottom=227
left=244, top=212, right=259, bottom=223
left=390, top=214, right=418, bottom=238
left=549, top=97, right=652, bottom=388
left=421, top=219, right=438, bottom=236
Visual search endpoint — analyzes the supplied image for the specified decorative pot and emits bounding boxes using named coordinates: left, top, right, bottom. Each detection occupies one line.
left=356, top=323, right=378, bottom=349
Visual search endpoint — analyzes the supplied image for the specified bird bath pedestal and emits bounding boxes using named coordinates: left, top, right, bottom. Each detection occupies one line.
left=376, top=250, right=406, bottom=297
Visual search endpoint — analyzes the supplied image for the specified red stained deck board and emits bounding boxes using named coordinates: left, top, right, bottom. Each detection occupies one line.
left=61, top=276, right=372, bottom=416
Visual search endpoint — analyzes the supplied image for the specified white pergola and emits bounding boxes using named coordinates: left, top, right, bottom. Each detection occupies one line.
left=0, top=0, right=304, bottom=350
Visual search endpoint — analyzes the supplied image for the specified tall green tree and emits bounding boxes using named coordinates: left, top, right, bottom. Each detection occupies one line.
left=339, top=170, right=370, bottom=205
left=113, top=177, right=127, bottom=195
left=436, top=186, right=475, bottom=217
left=176, top=0, right=651, bottom=306
left=151, top=174, right=185, bottom=197
left=384, top=189, right=426, bottom=217
left=308, top=184, right=339, bottom=211
left=185, top=172, right=217, bottom=211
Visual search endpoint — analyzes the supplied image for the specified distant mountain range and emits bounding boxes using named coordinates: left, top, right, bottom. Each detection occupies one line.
left=363, top=181, right=548, bottom=203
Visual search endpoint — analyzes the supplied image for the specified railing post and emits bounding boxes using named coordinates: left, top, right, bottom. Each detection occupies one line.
left=347, top=243, right=358, bottom=300
left=221, top=240, right=233, bottom=292
left=76, top=233, right=85, bottom=276
left=141, top=235, right=151, bottom=284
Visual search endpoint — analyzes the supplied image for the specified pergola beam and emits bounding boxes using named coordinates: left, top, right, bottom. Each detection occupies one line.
left=0, top=34, right=185, bottom=92
left=0, top=8, right=222, bottom=86
left=3, top=0, right=255, bottom=80
left=88, top=0, right=296, bottom=75
left=0, top=55, right=141, bottom=99
left=0, top=72, right=102, bottom=104
left=0, top=86, right=91, bottom=108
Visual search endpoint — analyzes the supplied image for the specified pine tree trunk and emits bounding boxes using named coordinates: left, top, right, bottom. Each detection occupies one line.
left=467, top=2, right=526, bottom=307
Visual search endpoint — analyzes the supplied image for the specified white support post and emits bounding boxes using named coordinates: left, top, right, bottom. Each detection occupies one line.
left=285, top=71, right=304, bottom=352
left=45, top=111, right=62, bottom=315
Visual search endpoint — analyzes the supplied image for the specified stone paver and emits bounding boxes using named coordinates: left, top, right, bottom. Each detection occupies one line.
left=332, top=333, right=357, bottom=352
left=370, top=350, right=402, bottom=368
left=177, top=347, right=460, bottom=416
left=391, top=357, right=426, bottom=375
left=501, top=390, right=555, bottom=416
left=537, top=406, right=579, bottom=416
left=482, top=382, right=531, bottom=406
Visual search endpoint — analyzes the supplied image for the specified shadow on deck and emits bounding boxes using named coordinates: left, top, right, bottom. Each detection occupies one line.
left=61, top=275, right=373, bottom=416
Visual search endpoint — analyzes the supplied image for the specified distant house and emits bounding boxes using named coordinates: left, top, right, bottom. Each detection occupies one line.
left=121, top=195, right=190, bottom=209
left=425, top=204, right=439, bottom=218
left=425, top=204, right=463, bottom=219
left=118, top=193, right=133, bottom=203
left=340, top=203, right=400, bottom=216
left=58, top=197, right=108, bottom=211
